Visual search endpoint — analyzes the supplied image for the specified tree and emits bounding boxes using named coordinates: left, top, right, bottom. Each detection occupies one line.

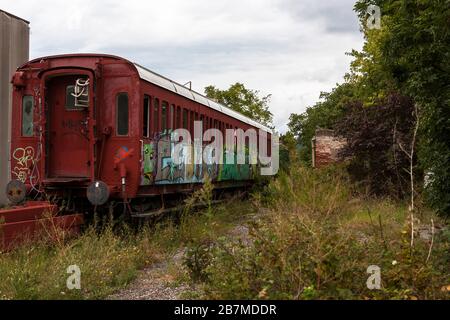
left=354, top=0, right=450, bottom=215
left=205, top=83, right=273, bottom=127
left=287, top=83, right=356, bottom=164
left=334, top=93, right=417, bottom=198
left=279, top=131, right=298, bottom=173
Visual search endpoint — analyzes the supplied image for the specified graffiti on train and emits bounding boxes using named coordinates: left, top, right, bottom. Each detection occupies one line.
left=141, top=133, right=254, bottom=186
left=12, top=146, right=36, bottom=183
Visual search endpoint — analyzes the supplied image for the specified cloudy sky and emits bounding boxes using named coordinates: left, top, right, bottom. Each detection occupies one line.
left=1, top=0, right=364, bottom=132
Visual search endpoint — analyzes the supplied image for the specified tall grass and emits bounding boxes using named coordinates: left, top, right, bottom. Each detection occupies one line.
left=1, top=167, right=447, bottom=300
left=0, top=221, right=160, bottom=299
left=186, top=167, right=449, bottom=300
left=0, top=188, right=248, bottom=300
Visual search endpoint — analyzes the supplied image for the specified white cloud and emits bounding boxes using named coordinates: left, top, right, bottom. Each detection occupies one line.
left=0, top=0, right=364, bottom=132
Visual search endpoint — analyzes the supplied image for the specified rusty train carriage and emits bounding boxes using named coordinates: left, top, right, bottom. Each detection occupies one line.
left=8, top=54, right=272, bottom=211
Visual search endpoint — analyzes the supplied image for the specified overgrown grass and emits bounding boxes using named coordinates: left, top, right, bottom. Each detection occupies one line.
left=183, top=167, right=450, bottom=300
left=0, top=191, right=248, bottom=300
left=1, top=167, right=448, bottom=300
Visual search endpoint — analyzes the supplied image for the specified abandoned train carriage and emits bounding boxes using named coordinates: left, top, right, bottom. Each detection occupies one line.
left=8, top=54, right=273, bottom=210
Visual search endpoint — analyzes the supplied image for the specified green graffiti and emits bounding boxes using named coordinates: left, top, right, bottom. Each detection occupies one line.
left=142, top=135, right=255, bottom=186
left=142, top=143, right=155, bottom=185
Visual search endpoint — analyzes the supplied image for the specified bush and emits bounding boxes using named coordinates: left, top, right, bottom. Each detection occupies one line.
left=188, top=167, right=449, bottom=300
left=334, top=93, right=417, bottom=198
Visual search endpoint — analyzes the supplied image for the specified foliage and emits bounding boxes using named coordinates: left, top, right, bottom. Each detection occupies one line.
left=334, top=92, right=417, bottom=198
left=287, top=83, right=356, bottom=164
left=183, top=177, right=214, bottom=218
left=353, top=0, right=450, bottom=215
left=278, top=132, right=298, bottom=173
left=186, top=166, right=449, bottom=300
left=0, top=187, right=248, bottom=300
left=0, top=222, right=159, bottom=300
left=205, top=83, right=273, bottom=127
left=286, top=0, right=449, bottom=215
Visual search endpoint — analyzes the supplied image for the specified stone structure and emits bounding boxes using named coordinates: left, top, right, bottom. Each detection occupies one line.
left=311, top=129, right=347, bottom=168
left=0, top=10, right=30, bottom=205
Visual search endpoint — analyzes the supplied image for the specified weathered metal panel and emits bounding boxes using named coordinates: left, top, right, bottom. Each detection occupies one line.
left=0, top=201, right=57, bottom=223
left=0, top=202, right=84, bottom=251
left=0, top=10, right=29, bottom=206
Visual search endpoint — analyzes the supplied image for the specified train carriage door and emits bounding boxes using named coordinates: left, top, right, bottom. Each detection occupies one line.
left=46, top=75, right=91, bottom=178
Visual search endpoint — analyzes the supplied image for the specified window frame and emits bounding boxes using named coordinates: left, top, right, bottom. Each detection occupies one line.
left=21, top=95, right=35, bottom=137
left=153, top=98, right=160, bottom=134
left=190, top=110, right=195, bottom=134
left=143, top=95, right=151, bottom=138
left=182, top=108, right=188, bottom=129
left=161, top=100, right=168, bottom=132
left=176, top=106, right=181, bottom=129
left=116, top=92, right=129, bottom=136
left=170, top=104, right=175, bottom=131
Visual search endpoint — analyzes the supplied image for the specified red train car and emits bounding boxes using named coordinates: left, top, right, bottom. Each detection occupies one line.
left=7, top=54, right=273, bottom=214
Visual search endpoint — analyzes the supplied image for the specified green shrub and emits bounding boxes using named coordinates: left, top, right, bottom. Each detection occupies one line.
left=189, top=167, right=449, bottom=300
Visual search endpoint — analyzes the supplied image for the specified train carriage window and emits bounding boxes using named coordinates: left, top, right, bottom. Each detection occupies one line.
left=200, top=115, right=204, bottom=132
left=161, top=101, right=168, bottom=132
left=65, top=86, right=77, bottom=109
left=116, top=93, right=129, bottom=136
left=154, top=98, right=160, bottom=133
left=176, top=106, right=181, bottom=129
left=182, top=109, right=188, bottom=129
left=194, top=112, right=199, bottom=132
left=190, top=111, right=194, bottom=134
left=143, top=95, right=151, bottom=138
left=170, top=104, right=175, bottom=130
left=22, top=95, right=34, bottom=137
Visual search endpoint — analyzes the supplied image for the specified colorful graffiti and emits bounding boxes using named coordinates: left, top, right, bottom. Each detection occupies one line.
left=114, top=146, right=134, bottom=164
left=12, top=146, right=36, bottom=183
left=142, top=144, right=155, bottom=185
left=140, top=133, right=255, bottom=186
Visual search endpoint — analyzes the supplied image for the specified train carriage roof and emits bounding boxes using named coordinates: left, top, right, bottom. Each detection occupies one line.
left=134, top=63, right=272, bottom=133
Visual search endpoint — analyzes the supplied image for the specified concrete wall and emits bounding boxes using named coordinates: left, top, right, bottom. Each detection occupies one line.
left=0, top=10, right=30, bottom=205
left=312, top=129, right=347, bottom=168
